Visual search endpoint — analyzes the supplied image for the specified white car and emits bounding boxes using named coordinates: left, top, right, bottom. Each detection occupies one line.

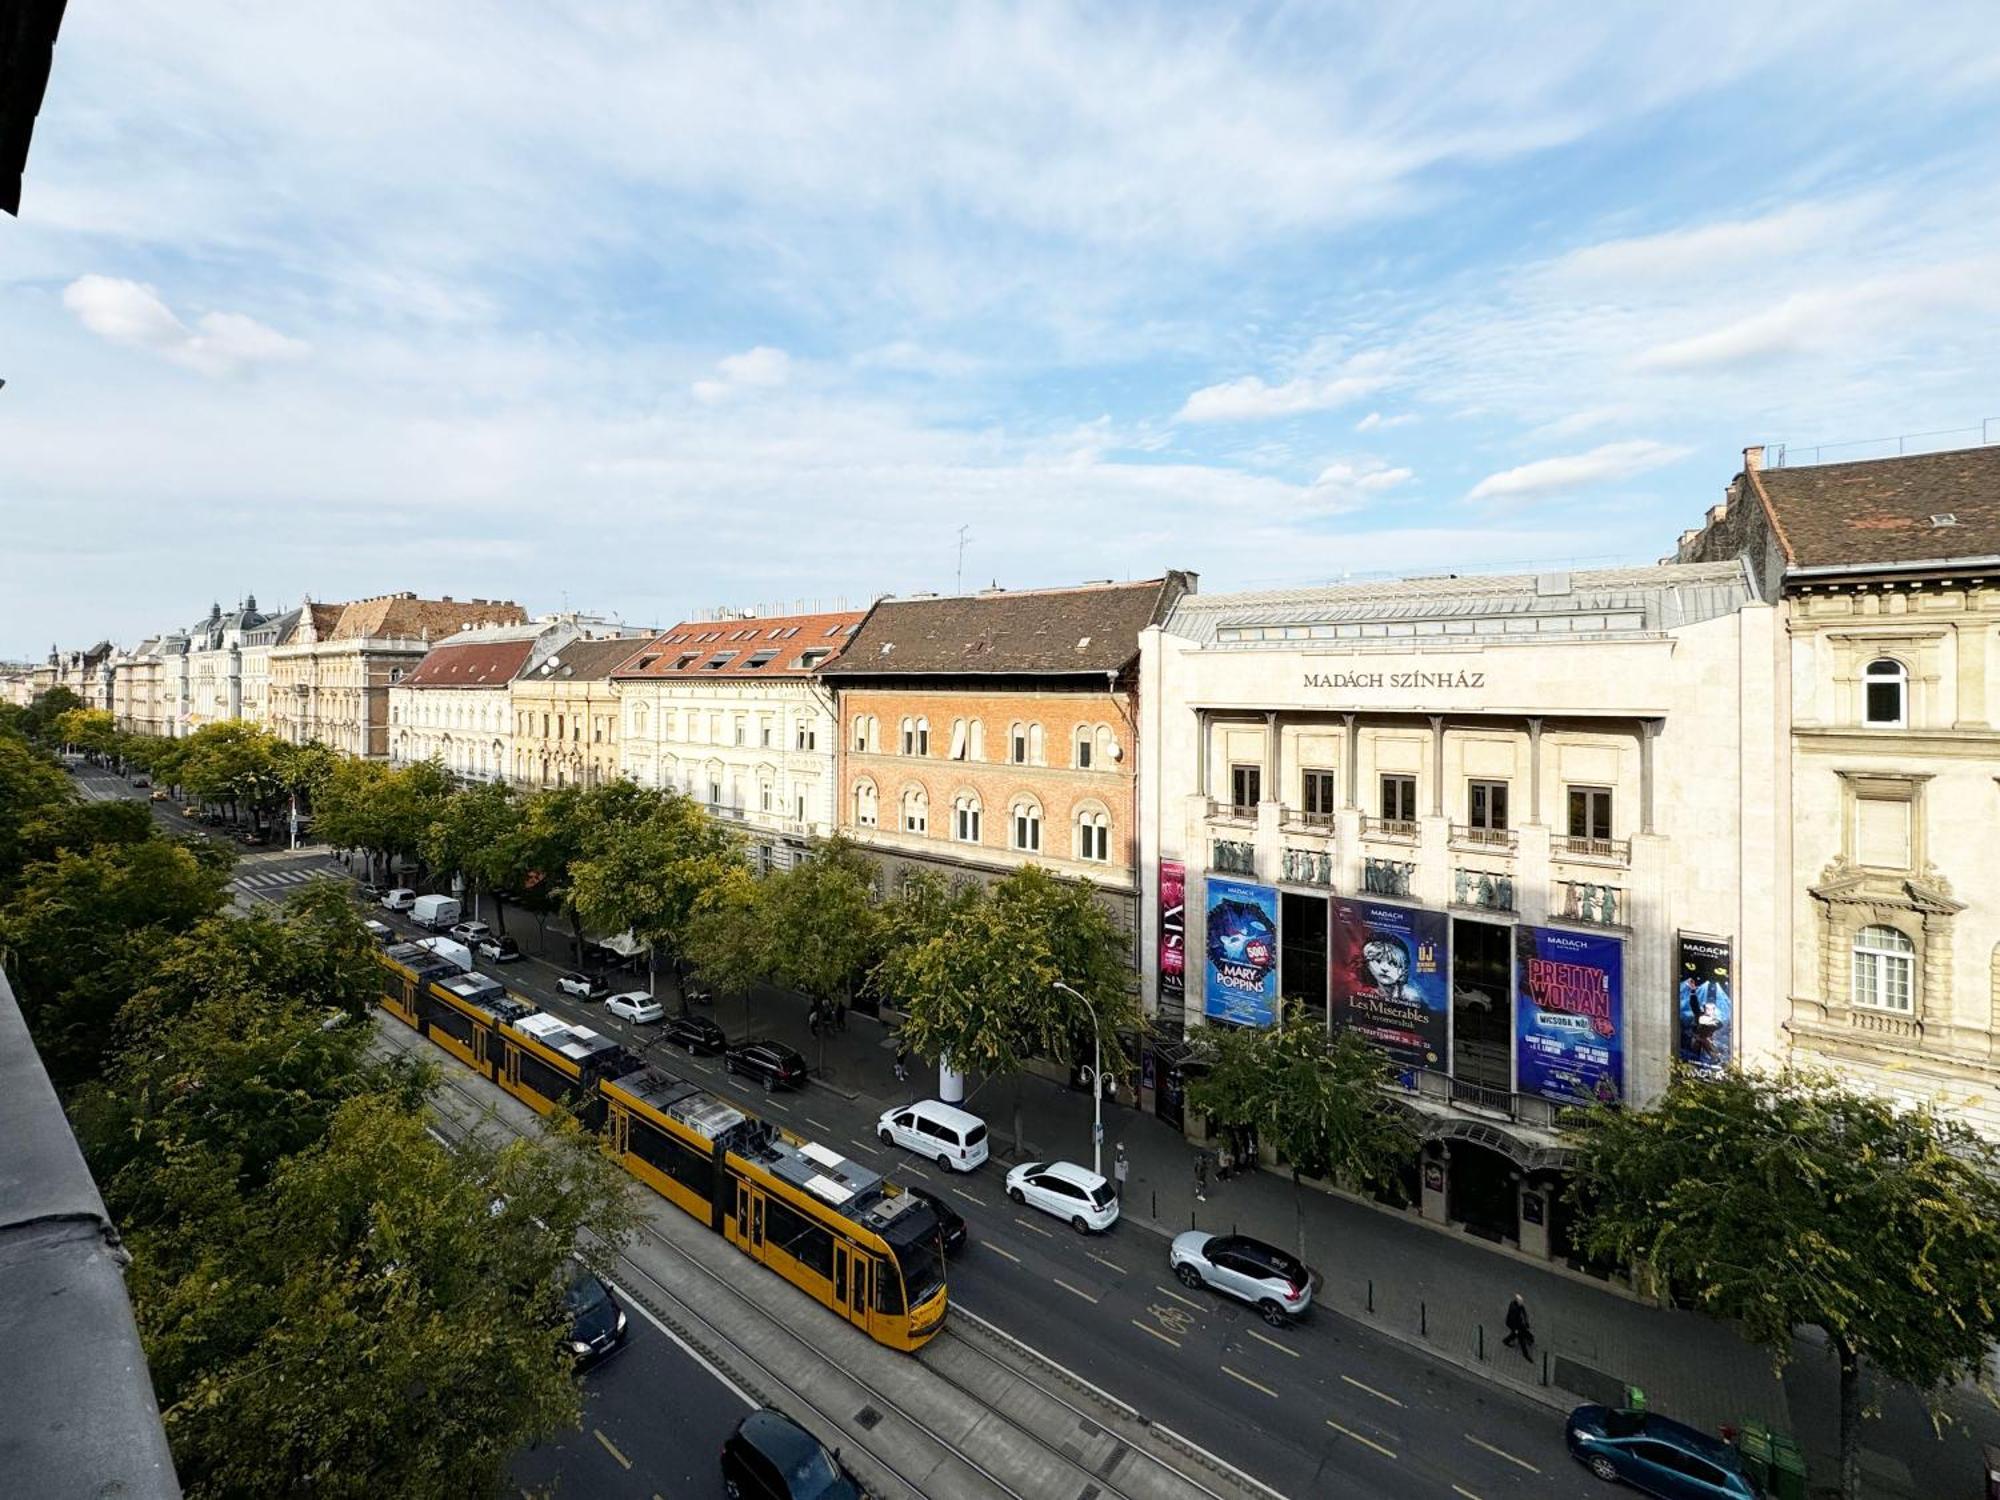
left=379, top=888, right=416, bottom=912
left=557, top=971, right=610, bottom=1000
left=1006, top=1160, right=1119, bottom=1234
left=605, top=992, right=664, bottom=1025
left=1169, top=1232, right=1315, bottom=1326
left=877, top=1100, right=989, bottom=1173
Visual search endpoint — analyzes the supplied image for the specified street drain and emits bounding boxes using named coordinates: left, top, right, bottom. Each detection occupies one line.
left=854, top=1406, right=882, bottom=1430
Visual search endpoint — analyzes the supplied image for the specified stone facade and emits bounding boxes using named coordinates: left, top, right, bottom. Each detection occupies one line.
left=509, top=633, right=649, bottom=791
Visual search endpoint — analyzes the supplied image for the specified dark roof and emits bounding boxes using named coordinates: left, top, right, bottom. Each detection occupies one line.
left=1, top=0, right=68, bottom=216
left=521, top=635, right=649, bottom=683
left=401, top=636, right=538, bottom=688
left=821, top=575, right=1193, bottom=679
left=613, top=609, right=865, bottom=680
left=1752, top=445, right=2000, bottom=571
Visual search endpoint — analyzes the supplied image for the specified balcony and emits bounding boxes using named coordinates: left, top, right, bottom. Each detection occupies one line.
left=1449, top=823, right=1517, bottom=853
left=1280, top=846, right=1336, bottom=887
left=1551, top=834, right=1631, bottom=866
left=1361, top=856, right=1415, bottom=898
left=1359, top=815, right=1419, bottom=843
left=1211, top=839, right=1257, bottom=876
left=1207, top=798, right=1257, bottom=825
left=1281, top=805, right=1339, bottom=833
left=1452, top=867, right=1516, bottom=913
left=1400, top=1067, right=1561, bottom=1129
left=1555, top=879, right=1624, bottom=927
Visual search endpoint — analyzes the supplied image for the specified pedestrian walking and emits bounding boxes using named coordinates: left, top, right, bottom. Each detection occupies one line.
left=1113, top=1144, right=1129, bottom=1198
left=1194, top=1151, right=1208, bottom=1202
left=833, top=998, right=848, bottom=1032
left=807, top=1003, right=823, bottom=1037
left=1502, top=1293, right=1534, bottom=1362
left=893, top=1046, right=910, bottom=1087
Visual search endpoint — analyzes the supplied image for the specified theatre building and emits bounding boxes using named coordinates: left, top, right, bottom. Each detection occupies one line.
left=1136, top=563, right=1783, bottom=1264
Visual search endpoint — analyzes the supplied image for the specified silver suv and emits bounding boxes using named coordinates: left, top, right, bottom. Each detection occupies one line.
left=1169, top=1232, right=1315, bottom=1326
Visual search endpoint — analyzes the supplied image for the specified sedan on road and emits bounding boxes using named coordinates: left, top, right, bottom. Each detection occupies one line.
left=606, top=992, right=665, bottom=1025
left=1006, top=1160, right=1119, bottom=1234
left=475, top=935, right=521, bottom=964
left=1565, top=1405, right=1759, bottom=1498
left=1169, top=1232, right=1315, bottom=1326
left=380, top=888, right=416, bottom=911
left=721, top=1408, right=860, bottom=1500
left=903, top=1186, right=967, bottom=1256
left=557, top=971, right=609, bottom=1000
left=562, top=1263, right=629, bottom=1368
left=725, top=1040, right=809, bottom=1092
left=661, top=1013, right=728, bottom=1056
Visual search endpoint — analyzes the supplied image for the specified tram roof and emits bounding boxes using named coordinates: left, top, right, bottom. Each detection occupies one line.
left=510, top=1010, right=619, bottom=1064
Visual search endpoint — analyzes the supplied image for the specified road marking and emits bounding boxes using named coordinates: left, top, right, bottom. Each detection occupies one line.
left=847, top=1138, right=882, bottom=1156
left=594, top=1429, right=633, bottom=1470
left=1463, top=1433, right=1540, bottom=1473
left=1340, top=1373, right=1404, bottom=1407
left=1052, top=1277, right=1100, bottom=1305
left=760, top=1097, right=791, bottom=1112
left=1155, top=1283, right=1204, bottom=1310
left=984, top=1243, right=1022, bottom=1263
left=1132, top=1319, right=1181, bottom=1349
left=1013, top=1215, right=1053, bottom=1238
left=605, top=1277, right=757, bottom=1408
left=805, top=1116, right=834, bottom=1132
left=1453, top=1487, right=1486, bottom=1500
left=1246, top=1327, right=1299, bottom=1358
left=1326, top=1419, right=1397, bottom=1460
left=1221, top=1364, right=1279, bottom=1399
left=950, top=1186, right=987, bottom=1207
left=1086, top=1251, right=1125, bottom=1273
left=901, top=1164, right=932, bottom=1182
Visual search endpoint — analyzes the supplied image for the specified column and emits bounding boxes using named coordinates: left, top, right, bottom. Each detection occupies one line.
left=1429, top=715, right=1445, bottom=817
left=1194, top=708, right=1209, bottom=802
left=1343, top=713, right=1359, bottom=809
left=1526, top=717, right=1544, bottom=823
left=1265, top=710, right=1283, bottom=806
left=1639, top=719, right=1661, bottom=835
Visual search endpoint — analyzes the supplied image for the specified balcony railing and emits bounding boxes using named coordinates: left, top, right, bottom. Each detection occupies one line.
left=1280, top=846, right=1336, bottom=887
left=1211, top=839, right=1257, bottom=876
left=1452, top=867, right=1516, bottom=912
left=1551, top=834, right=1631, bottom=865
left=1555, top=879, right=1623, bottom=927
left=1282, top=805, right=1338, bottom=832
left=1400, top=1066, right=1561, bottom=1129
left=1361, top=856, right=1415, bottom=897
left=1207, top=798, right=1257, bottom=824
left=1360, top=815, right=1419, bottom=842
left=1449, top=823, right=1517, bottom=852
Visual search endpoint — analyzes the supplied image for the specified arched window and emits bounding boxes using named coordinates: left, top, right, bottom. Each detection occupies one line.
left=953, top=791, right=982, bottom=844
left=855, top=716, right=870, bottom=752
left=915, top=716, right=930, bottom=756
left=1074, top=724, right=1094, bottom=769
left=854, top=780, right=879, bottom=828
left=1864, top=659, right=1906, bottom=727
left=1075, top=805, right=1110, bottom=863
left=900, top=716, right=916, bottom=755
left=1011, top=795, right=1042, bottom=853
left=1852, top=924, right=1915, bottom=1012
left=950, top=718, right=968, bottom=760
left=1095, top=725, right=1115, bottom=764
left=902, top=785, right=928, bottom=834
left=1028, top=723, right=1044, bottom=764
left=632, top=701, right=649, bottom=735
left=1010, top=721, right=1027, bottom=764
left=969, top=720, right=984, bottom=760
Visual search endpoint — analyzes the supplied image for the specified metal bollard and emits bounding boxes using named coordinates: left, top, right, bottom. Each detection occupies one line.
left=1420, top=1300, right=1427, bottom=1337
left=1478, top=1323, right=1484, bottom=1361
left=1542, top=1349, right=1550, bottom=1385
left=1151, top=1189, right=1157, bottom=1217
left=1367, top=1278, right=1373, bottom=1313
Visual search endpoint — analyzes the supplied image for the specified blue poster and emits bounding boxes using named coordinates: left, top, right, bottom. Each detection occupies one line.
left=1203, top=877, right=1279, bottom=1027
left=1515, top=927, right=1623, bottom=1104
left=1675, top=933, right=1734, bottom=1075
left=1329, top=898, right=1449, bottom=1079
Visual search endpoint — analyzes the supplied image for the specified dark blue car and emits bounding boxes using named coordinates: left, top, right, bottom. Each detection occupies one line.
left=1565, top=1405, right=1761, bottom=1498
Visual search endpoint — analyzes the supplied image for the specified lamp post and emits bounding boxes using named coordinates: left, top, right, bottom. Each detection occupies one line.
left=1053, top=979, right=1104, bottom=1178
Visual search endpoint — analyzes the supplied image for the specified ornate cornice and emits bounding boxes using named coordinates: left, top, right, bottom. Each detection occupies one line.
left=1809, top=855, right=1965, bottom=915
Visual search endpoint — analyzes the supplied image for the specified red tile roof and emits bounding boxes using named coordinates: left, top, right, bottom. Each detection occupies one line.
left=401, top=636, right=539, bottom=688
left=1750, top=445, right=2000, bottom=570
left=611, top=608, right=866, bottom=679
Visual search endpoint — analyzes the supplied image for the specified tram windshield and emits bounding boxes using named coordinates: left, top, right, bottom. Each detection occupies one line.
left=896, top=1235, right=946, bottom=1306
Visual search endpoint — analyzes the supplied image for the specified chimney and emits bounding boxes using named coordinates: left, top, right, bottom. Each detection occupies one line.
left=1743, top=445, right=1764, bottom=473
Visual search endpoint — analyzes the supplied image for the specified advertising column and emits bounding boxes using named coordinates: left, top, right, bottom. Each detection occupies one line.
left=1203, top=876, right=1279, bottom=1028
left=1329, top=898, right=1449, bottom=1082
left=1514, top=926, right=1624, bottom=1104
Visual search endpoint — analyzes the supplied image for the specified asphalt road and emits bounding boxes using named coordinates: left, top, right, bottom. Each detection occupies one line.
left=96, top=764, right=1602, bottom=1500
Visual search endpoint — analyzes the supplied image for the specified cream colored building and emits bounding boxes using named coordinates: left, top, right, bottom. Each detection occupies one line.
left=269, top=594, right=526, bottom=758
left=510, top=635, right=648, bottom=790
left=615, top=608, right=863, bottom=871
left=1681, top=441, right=2000, bottom=1136
left=109, top=639, right=167, bottom=736
left=239, top=605, right=307, bottom=729
left=1138, top=562, right=1781, bottom=1260
left=182, top=599, right=268, bottom=731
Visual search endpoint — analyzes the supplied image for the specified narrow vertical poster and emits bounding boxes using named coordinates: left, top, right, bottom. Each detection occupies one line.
left=1158, top=859, right=1186, bottom=1013
left=1329, top=898, right=1449, bottom=1078
left=1675, top=932, right=1734, bottom=1074
left=1515, top=926, right=1624, bottom=1104
left=1203, top=877, right=1279, bottom=1027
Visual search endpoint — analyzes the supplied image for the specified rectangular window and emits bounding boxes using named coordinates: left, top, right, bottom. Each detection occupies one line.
left=734, top=717, right=746, bottom=746
left=760, top=784, right=773, bottom=812
left=1468, top=780, right=1509, bottom=831
left=1075, top=736, right=1092, bottom=769
left=1230, top=763, right=1262, bottom=810
left=709, top=779, right=722, bottom=807
left=556, top=714, right=565, bottom=741
left=761, top=720, right=774, bottom=748
left=541, top=713, right=550, bottom=739
left=956, top=805, right=980, bottom=842
left=1012, top=728, right=1027, bottom=764
left=1301, top=768, right=1338, bottom=819
left=1380, top=774, right=1417, bottom=823
left=795, top=790, right=806, bottom=821
left=796, top=722, right=816, bottom=751
left=1567, top=785, right=1613, bottom=841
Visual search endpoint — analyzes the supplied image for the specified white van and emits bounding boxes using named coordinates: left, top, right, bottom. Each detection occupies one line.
left=876, top=1100, right=990, bottom=1173
left=411, top=894, right=462, bottom=930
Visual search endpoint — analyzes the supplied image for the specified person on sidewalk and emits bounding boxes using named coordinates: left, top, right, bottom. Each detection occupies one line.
left=1502, top=1293, right=1534, bottom=1362
left=893, top=1045, right=910, bottom=1087
left=1194, top=1152, right=1208, bottom=1202
left=1113, top=1144, right=1129, bottom=1199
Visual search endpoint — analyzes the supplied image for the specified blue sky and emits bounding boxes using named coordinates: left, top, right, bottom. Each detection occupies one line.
left=4, top=2, right=1999, bottom=654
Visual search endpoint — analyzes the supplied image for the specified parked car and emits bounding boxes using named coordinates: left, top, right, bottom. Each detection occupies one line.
left=131, top=775, right=150, bottom=788
left=606, top=992, right=665, bottom=1025
left=236, top=828, right=268, bottom=847
left=725, top=1039, right=809, bottom=1092
left=903, top=1185, right=967, bottom=1256
left=475, top=934, right=521, bottom=964
left=448, top=920, right=491, bottom=947
left=411, top=894, right=461, bottom=930
left=1168, top=1232, right=1315, bottom=1326
left=661, top=1013, right=728, bottom=1056
left=1005, top=1160, right=1119, bottom=1234
left=361, top=919, right=394, bottom=946
left=720, top=1409, right=860, bottom=1500
left=1564, top=1406, right=1760, bottom=1498
left=876, top=1099, right=990, bottom=1173
left=181, top=804, right=203, bottom=819
left=562, top=1263, right=628, bottom=1367
left=557, top=970, right=609, bottom=1000
left=148, top=788, right=169, bottom=802
left=380, top=888, right=417, bottom=912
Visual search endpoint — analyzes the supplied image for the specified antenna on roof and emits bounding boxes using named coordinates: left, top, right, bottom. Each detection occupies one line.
left=956, top=524, right=971, bottom=595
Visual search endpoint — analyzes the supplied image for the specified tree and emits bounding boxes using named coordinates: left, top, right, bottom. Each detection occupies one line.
left=422, top=781, right=521, bottom=928
left=179, top=722, right=285, bottom=828
left=55, top=707, right=119, bottom=761
left=271, top=738, right=338, bottom=813
left=313, top=756, right=397, bottom=878
left=1187, top=1009, right=1417, bottom=1260
left=1566, top=1068, right=2000, bottom=1500
left=571, top=789, right=744, bottom=988
left=680, top=870, right=777, bottom=1006
left=764, top=836, right=886, bottom=1014
left=0, top=730, right=74, bottom=890
left=20, top=685, right=84, bottom=746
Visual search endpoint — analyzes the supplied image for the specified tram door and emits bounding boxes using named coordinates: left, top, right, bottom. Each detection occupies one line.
left=832, top=1242, right=871, bottom=1332
left=739, top=1185, right=765, bottom=1259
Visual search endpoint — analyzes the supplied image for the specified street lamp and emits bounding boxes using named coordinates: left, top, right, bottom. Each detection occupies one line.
left=1052, top=979, right=1104, bottom=1178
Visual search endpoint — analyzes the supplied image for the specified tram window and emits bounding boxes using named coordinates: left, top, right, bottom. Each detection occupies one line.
left=514, top=1049, right=572, bottom=1104
left=762, top=1199, right=834, bottom=1279
left=421, top=997, right=474, bottom=1046
left=627, top=1117, right=714, bottom=1199
left=872, top=1257, right=905, bottom=1315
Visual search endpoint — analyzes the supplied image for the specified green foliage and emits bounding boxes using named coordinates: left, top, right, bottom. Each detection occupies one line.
left=764, top=836, right=885, bottom=1006
left=17, top=685, right=84, bottom=744
left=0, top=731, right=74, bottom=886
left=571, top=787, right=744, bottom=975
left=56, top=707, right=119, bottom=757
left=271, top=738, right=338, bottom=808
left=680, top=867, right=775, bottom=998
left=311, top=756, right=396, bottom=862
left=422, top=780, right=521, bottom=923
left=1567, top=1067, right=2000, bottom=1499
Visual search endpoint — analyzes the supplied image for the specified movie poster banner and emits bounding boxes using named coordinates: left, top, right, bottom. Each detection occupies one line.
left=1515, top=927, right=1624, bottom=1104
left=1158, top=860, right=1186, bottom=1012
left=1329, top=898, right=1449, bottom=1077
left=1203, top=877, right=1279, bottom=1027
left=1675, top=932, right=1734, bottom=1075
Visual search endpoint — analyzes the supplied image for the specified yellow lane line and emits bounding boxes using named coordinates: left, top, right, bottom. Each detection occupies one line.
left=1341, top=1373, right=1405, bottom=1407
left=1246, top=1327, right=1300, bottom=1358
left=594, top=1429, right=633, bottom=1470
left=1052, top=1277, right=1100, bottom=1304
left=1155, top=1283, right=1204, bottom=1310
left=1132, top=1319, right=1182, bottom=1348
left=1087, top=1252, right=1126, bottom=1273
left=1221, top=1364, right=1280, bottom=1398
left=985, top=1242, right=1022, bottom=1263
left=1464, top=1433, right=1540, bottom=1473
left=951, top=1187, right=988, bottom=1206
left=1327, top=1419, right=1396, bottom=1459
left=1013, top=1215, right=1054, bottom=1238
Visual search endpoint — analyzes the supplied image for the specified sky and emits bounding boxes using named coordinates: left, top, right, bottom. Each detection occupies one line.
left=4, top=2, right=1999, bottom=655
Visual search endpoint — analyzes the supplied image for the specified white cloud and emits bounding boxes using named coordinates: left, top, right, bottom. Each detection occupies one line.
left=691, top=345, right=792, bottom=402
left=60, top=274, right=307, bottom=377
left=1466, top=439, right=1687, bottom=504
left=1304, top=458, right=1415, bottom=514
left=1354, top=410, right=1416, bottom=432
left=1549, top=200, right=1862, bottom=284
left=1178, top=364, right=1390, bottom=423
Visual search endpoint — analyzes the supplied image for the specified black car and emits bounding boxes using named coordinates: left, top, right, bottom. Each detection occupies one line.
left=476, top=934, right=521, bottom=963
left=725, top=1039, right=809, bottom=1091
left=721, top=1409, right=859, bottom=1500
left=904, top=1186, right=967, bottom=1256
left=562, top=1264, right=628, bottom=1367
left=661, top=1013, right=728, bottom=1056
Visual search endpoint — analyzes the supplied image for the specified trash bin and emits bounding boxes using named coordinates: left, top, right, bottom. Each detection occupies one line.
left=1735, top=1419, right=1772, bottom=1493
left=1767, top=1434, right=1807, bottom=1500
